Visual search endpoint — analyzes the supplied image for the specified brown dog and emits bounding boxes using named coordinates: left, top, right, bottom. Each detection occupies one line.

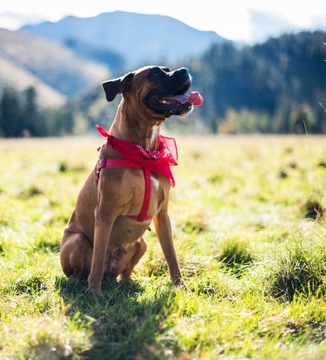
left=60, top=66, right=203, bottom=295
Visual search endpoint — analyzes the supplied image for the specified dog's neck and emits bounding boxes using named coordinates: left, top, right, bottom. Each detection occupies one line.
left=109, top=100, right=165, bottom=150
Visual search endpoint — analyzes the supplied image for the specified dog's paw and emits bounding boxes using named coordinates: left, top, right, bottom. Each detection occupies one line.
left=87, top=289, right=100, bottom=297
left=172, top=277, right=189, bottom=291
left=87, top=283, right=101, bottom=297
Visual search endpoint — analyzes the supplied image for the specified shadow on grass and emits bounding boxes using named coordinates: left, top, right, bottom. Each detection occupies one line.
left=56, top=276, right=175, bottom=360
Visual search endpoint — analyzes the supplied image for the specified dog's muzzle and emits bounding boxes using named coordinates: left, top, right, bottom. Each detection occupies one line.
left=145, top=67, right=203, bottom=117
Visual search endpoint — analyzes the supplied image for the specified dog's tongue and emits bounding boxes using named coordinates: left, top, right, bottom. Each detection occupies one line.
left=162, top=91, right=204, bottom=106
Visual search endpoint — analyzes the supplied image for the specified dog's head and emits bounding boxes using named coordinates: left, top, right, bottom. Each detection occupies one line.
left=102, top=66, right=203, bottom=119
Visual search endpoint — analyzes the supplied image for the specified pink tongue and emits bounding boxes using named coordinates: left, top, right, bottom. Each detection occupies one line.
left=163, top=91, right=204, bottom=106
left=187, top=91, right=204, bottom=106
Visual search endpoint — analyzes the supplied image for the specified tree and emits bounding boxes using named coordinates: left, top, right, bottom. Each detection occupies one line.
left=0, top=87, right=22, bottom=137
left=47, top=103, right=75, bottom=136
left=22, top=87, right=47, bottom=136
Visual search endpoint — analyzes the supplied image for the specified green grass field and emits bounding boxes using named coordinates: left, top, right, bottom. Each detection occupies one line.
left=0, top=135, right=325, bottom=360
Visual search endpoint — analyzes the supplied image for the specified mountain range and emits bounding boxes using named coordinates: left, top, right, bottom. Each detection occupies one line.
left=0, top=11, right=226, bottom=107
left=20, top=11, right=226, bottom=69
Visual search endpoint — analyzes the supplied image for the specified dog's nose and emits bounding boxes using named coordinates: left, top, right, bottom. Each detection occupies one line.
left=177, top=67, right=189, bottom=75
left=170, top=67, right=190, bottom=79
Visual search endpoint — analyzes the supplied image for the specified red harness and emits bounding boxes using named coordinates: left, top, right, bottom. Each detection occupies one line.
left=95, top=125, right=178, bottom=222
left=96, top=158, right=152, bottom=222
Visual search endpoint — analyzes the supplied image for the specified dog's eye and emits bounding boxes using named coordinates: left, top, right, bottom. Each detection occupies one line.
left=149, top=68, right=165, bottom=78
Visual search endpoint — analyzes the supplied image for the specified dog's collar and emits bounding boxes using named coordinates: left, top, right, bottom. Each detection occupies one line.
left=96, top=125, right=178, bottom=187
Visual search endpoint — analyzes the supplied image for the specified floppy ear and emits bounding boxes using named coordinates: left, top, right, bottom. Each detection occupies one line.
left=102, top=72, right=134, bottom=102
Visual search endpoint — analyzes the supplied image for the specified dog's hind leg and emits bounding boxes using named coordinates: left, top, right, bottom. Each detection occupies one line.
left=118, top=238, right=147, bottom=281
left=60, top=232, right=92, bottom=279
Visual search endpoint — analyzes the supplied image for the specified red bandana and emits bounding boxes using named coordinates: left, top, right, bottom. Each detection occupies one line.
left=96, top=125, right=178, bottom=187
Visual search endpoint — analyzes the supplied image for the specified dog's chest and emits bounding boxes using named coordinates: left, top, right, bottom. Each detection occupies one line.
left=151, top=174, right=160, bottom=191
left=109, top=173, right=164, bottom=245
left=116, top=169, right=164, bottom=218
left=143, top=173, right=162, bottom=216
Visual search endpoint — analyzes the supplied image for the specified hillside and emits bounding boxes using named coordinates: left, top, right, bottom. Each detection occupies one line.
left=0, top=53, right=66, bottom=107
left=0, top=28, right=109, bottom=106
left=20, top=11, right=226, bottom=69
left=188, top=31, right=326, bottom=133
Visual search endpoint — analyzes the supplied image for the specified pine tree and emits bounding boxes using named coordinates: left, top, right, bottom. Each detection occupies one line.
left=0, top=87, right=22, bottom=137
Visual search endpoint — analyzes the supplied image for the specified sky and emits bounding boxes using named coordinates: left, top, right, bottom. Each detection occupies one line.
left=0, top=0, right=325, bottom=43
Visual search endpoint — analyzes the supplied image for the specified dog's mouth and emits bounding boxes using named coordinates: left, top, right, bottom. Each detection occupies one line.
left=159, top=84, right=204, bottom=107
left=146, top=80, right=204, bottom=117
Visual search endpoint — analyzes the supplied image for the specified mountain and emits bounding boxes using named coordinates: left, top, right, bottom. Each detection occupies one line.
left=0, top=28, right=109, bottom=107
left=0, top=11, right=227, bottom=109
left=20, top=11, right=227, bottom=69
left=0, top=48, right=66, bottom=107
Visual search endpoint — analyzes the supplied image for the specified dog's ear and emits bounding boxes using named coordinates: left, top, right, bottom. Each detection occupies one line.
left=102, top=72, right=134, bottom=102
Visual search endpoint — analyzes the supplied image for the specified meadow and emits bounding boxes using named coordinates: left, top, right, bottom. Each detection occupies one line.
left=0, top=134, right=325, bottom=360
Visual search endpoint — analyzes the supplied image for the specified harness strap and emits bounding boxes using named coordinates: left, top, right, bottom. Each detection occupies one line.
left=96, top=158, right=152, bottom=222
left=96, top=159, right=142, bottom=180
left=129, top=168, right=151, bottom=222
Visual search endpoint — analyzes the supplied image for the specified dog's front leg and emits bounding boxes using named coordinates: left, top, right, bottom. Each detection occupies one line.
left=153, top=211, right=185, bottom=287
left=88, top=211, right=116, bottom=296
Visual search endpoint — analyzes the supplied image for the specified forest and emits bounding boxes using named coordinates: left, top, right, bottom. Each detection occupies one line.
left=189, top=31, right=326, bottom=134
left=0, top=30, right=325, bottom=137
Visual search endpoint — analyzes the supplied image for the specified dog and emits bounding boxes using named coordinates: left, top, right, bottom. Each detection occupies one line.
left=60, top=65, right=203, bottom=295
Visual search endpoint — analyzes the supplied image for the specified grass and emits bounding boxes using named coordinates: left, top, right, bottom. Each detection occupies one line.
left=0, top=134, right=325, bottom=359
